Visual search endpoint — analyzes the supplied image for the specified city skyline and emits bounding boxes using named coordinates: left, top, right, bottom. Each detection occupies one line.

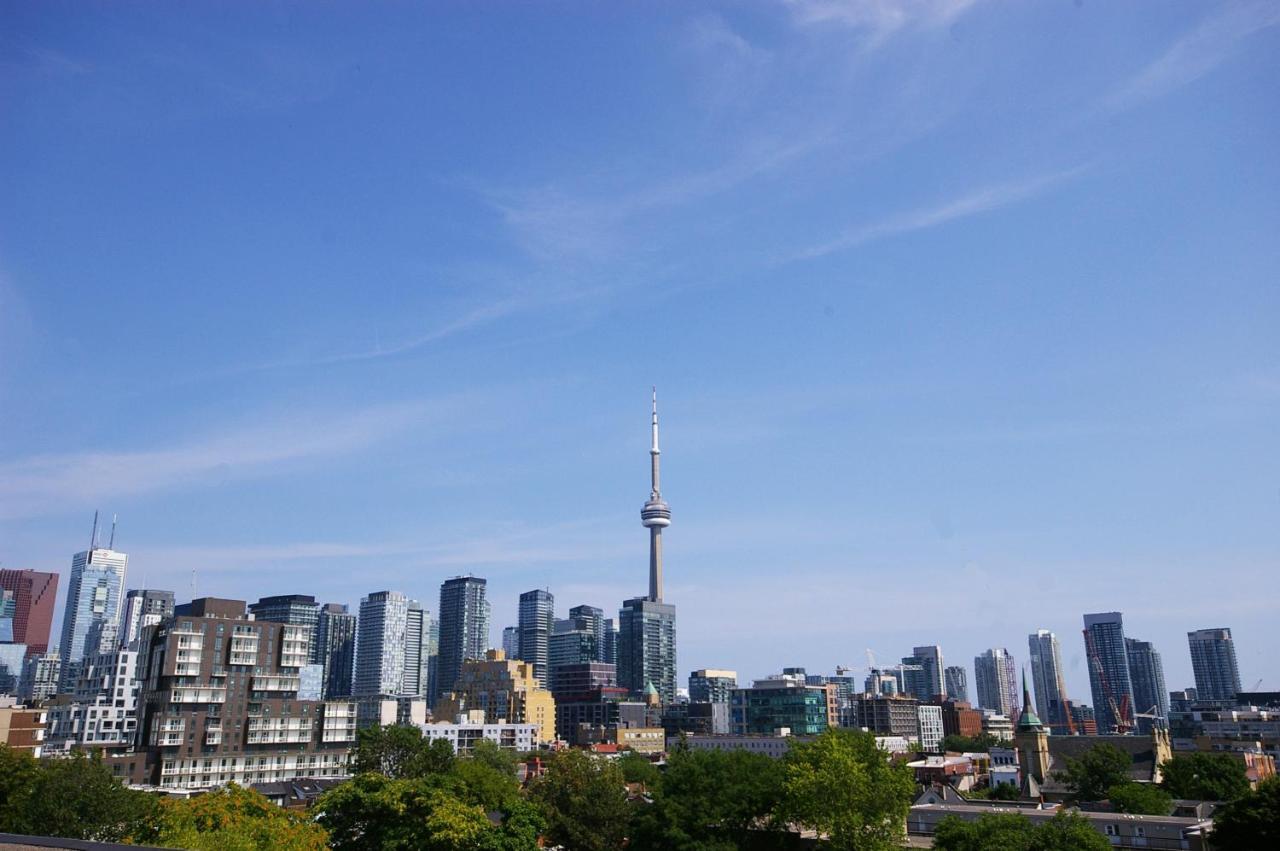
left=2, top=2, right=1278, bottom=701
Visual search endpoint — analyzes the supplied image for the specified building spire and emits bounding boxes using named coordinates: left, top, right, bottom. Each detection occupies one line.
left=640, top=388, right=672, bottom=603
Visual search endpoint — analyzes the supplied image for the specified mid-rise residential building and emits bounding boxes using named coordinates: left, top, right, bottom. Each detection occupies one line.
left=689, top=669, right=737, bottom=704
left=1028, top=629, right=1072, bottom=734
left=944, top=666, right=969, bottom=704
left=314, top=603, right=356, bottom=699
left=46, top=646, right=142, bottom=750
left=662, top=700, right=731, bottom=736
left=58, top=534, right=128, bottom=689
left=0, top=702, right=47, bottom=757
left=0, top=569, right=58, bottom=655
left=122, top=590, right=175, bottom=648
left=419, top=711, right=537, bottom=755
left=981, top=710, right=1015, bottom=742
left=435, top=576, right=489, bottom=703
left=937, top=698, right=983, bottom=740
left=435, top=649, right=556, bottom=743
left=853, top=694, right=921, bottom=739
left=918, top=704, right=944, bottom=751
left=974, top=648, right=1018, bottom=716
left=1187, top=628, right=1242, bottom=701
left=122, top=597, right=355, bottom=789
left=1126, top=637, right=1169, bottom=730
left=517, top=589, right=554, bottom=684
left=354, top=591, right=409, bottom=698
left=19, top=651, right=61, bottom=702
left=732, top=673, right=837, bottom=736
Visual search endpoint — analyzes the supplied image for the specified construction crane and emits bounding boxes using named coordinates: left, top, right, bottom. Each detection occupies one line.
left=1083, top=629, right=1134, bottom=734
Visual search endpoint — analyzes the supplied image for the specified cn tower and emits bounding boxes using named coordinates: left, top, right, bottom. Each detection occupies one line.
left=640, top=387, right=671, bottom=602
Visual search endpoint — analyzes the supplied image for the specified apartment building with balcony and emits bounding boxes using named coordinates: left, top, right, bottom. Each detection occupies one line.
left=114, top=598, right=355, bottom=790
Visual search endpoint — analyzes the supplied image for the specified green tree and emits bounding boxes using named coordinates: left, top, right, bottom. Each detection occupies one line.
left=529, top=749, right=631, bottom=851
left=941, top=733, right=1005, bottom=753
left=630, top=747, right=787, bottom=851
left=933, top=813, right=1036, bottom=850
left=477, top=799, right=547, bottom=851
left=1159, top=752, right=1251, bottom=801
left=966, top=782, right=1020, bottom=801
left=1108, top=781, right=1172, bottom=815
left=1209, top=776, right=1280, bottom=850
left=779, top=727, right=915, bottom=851
left=451, top=756, right=521, bottom=811
left=0, top=749, right=158, bottom=842
left=471, top=738, right=519, bottom=776
left=1055, top=743, right=1133, bottom=802
left=351, top=724, right=457, bottom=779
left=617, top=751, right=663, bottom=790
left=317, top=772, right=523, bottom=850
left=137, top=784, right=327, bottom=851
left=932, top=811, right=1109, bottom=851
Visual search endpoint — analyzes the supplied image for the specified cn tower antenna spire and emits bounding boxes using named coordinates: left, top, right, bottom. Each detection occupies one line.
left=640, top=387, right=671, bottom=602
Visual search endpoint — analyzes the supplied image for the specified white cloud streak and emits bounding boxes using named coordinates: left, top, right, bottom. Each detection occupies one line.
left=1104, top=1, right=1280, bottom=111
left=796, top=166, right=1088, bottom=259
left=0, top=400, right=450, bottom=519
left=786, top=0, right=983, bottom=40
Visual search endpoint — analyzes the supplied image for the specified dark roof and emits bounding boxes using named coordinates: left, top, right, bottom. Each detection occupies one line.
left=0, top=835, right=175, bottom=851
left=1038, top=735, right=1160, bottom=794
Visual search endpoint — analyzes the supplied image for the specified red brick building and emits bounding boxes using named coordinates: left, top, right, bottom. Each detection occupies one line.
left=0, top=569, right=59, bottom=655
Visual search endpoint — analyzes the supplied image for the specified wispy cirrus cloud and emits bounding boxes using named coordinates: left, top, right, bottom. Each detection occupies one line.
left=796, top=166, right=1088, bottom=259
left=785, top=0, right=984, bottom=41
left=0, top=399, right=460, bottom=519
left=1104, top=1, right=1280, bottom=112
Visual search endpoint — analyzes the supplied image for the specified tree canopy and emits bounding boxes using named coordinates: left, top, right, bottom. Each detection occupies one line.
left=933, top=811, right=1110, bottom=851
left=779, top=727, right=915, bottom=851
left=0, top=747, right=157, bottom=843
left=528, top=749, right=631, bottom=851
left=941, top=733, right=1007, bottom=753
left=351, top=724, right=456, bottom=779
left=1054, top=743, right=1133, bottom=802
left=631, top=746, right=787, bottom=851
left=1159, top=752, right=1252, bottom=801
left=1108, top=781, right=1172, bottom=815
left=1207, top=777, right=1280, bottom=850
left=137, top=784, right=328, bottom=851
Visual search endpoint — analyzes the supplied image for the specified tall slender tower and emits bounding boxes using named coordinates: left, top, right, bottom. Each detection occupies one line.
left=618, top=389, right=677, bottom=704
left=641, top=388, right=671, bottom=602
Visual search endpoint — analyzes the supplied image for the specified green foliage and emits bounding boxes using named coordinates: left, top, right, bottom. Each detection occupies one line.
left=933, top=811, right=1109, bottom=851
left=779, top=727, right=915, bottom=851
left=529, top=749, right=631, bottom=851
left=942, top=733, right=1006, bottom=753
left=617, top=751, right=663, bottom=790
left=137, top=784, right=327, bottom=851
left=351, top=724, right=455, bottom=779
left=1054, top=743, right=1133, bottom=802
left=471, top=737, right=519, bottom=776
left=451, top=756, right=521, bottom=811
left=1159, top=752, right=1252, bottom=801
left=1209, top=776, right=1280, bottom=850
left=966, top=782, right=1020, bottom=801
left=0, top=747, right=158, bottom=842
left=630, top=747, right=787, bottom=851
left=1108, top=781, right=1172, bottom=815
left=316, top=772, right=538, bottom=851
left=933, top=813, right=1035, bottom=850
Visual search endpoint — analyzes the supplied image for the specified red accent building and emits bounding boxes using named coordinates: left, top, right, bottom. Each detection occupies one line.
left=0, top=569, right=59, bottom=655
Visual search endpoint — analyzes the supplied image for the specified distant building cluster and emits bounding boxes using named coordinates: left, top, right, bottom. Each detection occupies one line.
left=0, top=392, right=1271, bottom=822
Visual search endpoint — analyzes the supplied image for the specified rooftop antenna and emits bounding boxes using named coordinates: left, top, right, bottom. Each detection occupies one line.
left=191, top=568, right=197, bottom=600
left=108, top=514, right=117, bottom=549
left=90, top=510, right=100, bottom=550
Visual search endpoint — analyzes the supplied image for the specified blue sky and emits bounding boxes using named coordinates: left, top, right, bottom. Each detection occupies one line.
left=2, top=1, right=1278, bottom=702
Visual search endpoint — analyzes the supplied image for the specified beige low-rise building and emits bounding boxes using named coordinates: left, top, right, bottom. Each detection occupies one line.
left=435, top=649, right=556, bottom=743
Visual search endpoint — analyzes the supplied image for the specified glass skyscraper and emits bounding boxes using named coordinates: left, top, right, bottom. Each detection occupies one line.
left=1083, top=611, right=1135, bottom=733
left=974, top=648, right=1018, bottom=715
left=1125, top=637, right=1168, bottom=728
left=354, top=590, right=409, bottom=697
left=1028, top=629, right=1072, bottom=732
left=58, top=545, right=128, bottom=690
left=315, top=602, right=356, bottom=699
left=944, top=665, right=969, bottom=704
left=435, top=576, right=489, bottom=703
left=617, top=596, right=676, bottom=704
left=249, top=594, right=320, bottom=662
left=1187, top=628, right=1242, bottom=701
left=517, top=589, right=554, bottom=684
